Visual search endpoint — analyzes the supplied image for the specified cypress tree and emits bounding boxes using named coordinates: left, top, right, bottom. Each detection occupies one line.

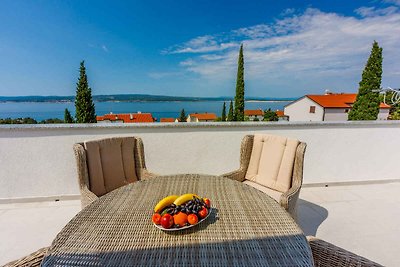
left=64, top=108, right=74, bottom=123
left=234, top=44, right=245, bottom=121
left=221, top=102, right=227, bottom=121
left=348, top=41, right=383, bottom=120
left=227, top=100, right=234, bottom=121
left=75, top=61, right=96, bottom=123
left=179, top=108, right=186, bottom=122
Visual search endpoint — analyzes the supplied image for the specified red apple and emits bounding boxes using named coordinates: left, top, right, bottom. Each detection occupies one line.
left=198, top=207, right=208, bottom=219
left=160, top=214, right=174, bottom=229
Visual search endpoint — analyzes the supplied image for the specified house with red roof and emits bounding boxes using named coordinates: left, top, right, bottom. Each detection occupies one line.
left=97, top=112, right=155, bottom=123
left=187, top=113, right=217, bottom=122
left=275, top=110, right=289, bottom=121
left=244, top=109, right=264, bottom=121
left=284, top=92, right=390, bottom=121
left=160, top=118, right=176, bottom=123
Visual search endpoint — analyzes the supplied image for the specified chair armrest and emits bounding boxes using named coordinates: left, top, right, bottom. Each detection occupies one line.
left=280, top=142, right=306, bottom=219
left=4, top=247, right=49, bottom=267
left=221, top=169, right=246, bottom=182
left=73, top=143, right=99, bottom=209
left=80, top=186, right=99, bottom=209
left=307, top=236, right=383, bottom=267
left=280, top=181, right=301, bottom=212
left=140, top=169, right=159, bottom=180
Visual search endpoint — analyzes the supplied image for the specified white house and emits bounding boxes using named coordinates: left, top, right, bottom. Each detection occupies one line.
left=244, top=109, right=264, bottom=121
left=284, top=93, right=390, bottom=121
left=187, top=113, right=217, bottom=122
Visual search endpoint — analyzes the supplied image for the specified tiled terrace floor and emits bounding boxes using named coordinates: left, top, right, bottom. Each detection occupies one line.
left=1, top=182, right=399, bottom=266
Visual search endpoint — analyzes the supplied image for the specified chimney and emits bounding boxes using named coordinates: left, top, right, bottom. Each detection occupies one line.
left=130, top=113, right=133, bottom=120
left=137, top=111, right=141, bottom=114
left=325, top=89, right=332, bottom=95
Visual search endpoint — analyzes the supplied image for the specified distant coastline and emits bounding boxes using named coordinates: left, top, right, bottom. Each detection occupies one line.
left=0, top=94, right=297, bottom=103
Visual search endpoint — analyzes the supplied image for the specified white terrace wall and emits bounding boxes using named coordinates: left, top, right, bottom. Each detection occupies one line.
left=1, top=121, right=400, bottom=201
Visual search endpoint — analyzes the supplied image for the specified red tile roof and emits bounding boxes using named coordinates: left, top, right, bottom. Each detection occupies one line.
left=306, top=93, right=390, bottom=109
left=189, top=113, right=217, bottom=120
left=276, top=110, right=286, bottom=117
left=244, top=109, right=264, bottom=116
left=160, top=118, right=175, bottom=122
left=97, top=113, right=155, bottom=123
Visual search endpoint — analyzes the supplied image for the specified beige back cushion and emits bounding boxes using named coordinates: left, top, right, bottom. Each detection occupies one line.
left=245, top=134, right=299, bottom=193
left=84, top=137, right=138, bottom=196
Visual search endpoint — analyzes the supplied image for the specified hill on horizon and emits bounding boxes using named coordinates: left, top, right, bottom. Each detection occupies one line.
left=0, top=94, right=297, bottom=103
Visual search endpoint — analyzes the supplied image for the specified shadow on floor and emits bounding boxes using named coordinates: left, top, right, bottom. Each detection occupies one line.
left=297, top=199, right=328, bottom=236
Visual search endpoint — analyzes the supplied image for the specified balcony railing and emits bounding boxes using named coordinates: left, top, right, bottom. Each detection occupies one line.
left=1, top=120, right=400, bottom=201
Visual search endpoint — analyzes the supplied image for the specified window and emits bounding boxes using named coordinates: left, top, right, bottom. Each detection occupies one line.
left=344, top=109, right=349, bottom=113
left=309, top=106, right=316, bottom=113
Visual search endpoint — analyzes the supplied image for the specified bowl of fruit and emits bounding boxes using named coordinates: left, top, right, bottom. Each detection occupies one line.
left=152, top=193, right=211, bottom=231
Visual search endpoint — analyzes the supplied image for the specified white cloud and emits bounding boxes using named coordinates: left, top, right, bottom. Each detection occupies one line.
left=382, top=0, right=400, bottom=6
left=164, top=6, right=400, bottom=96
left=355, top=6, right=398, bottom=17
left=281, top=8, right=296, bottom=16
left=101, top=45, right=109, bottom=52
left=88, top=43, right=109, bottom=53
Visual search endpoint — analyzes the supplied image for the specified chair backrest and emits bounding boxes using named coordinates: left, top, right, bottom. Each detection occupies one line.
left=83, top=137, right=139, bottom=196
left=245, top=134, right=300, bottom=192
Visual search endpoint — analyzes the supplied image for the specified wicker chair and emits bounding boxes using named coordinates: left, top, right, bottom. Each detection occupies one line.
left=73, top=136, right=156, bottom=208
left=3, top=247, right=48, bottom=267
left=221, top=134, right=306, bottom=220
left=307, top=236, right=383, bottom=267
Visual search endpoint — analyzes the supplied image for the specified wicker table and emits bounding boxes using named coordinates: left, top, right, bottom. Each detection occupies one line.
left=42, top=174, right=313, bottom=266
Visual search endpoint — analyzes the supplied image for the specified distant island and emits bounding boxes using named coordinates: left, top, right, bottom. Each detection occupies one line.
left=0, top=94, right=297, bottom=103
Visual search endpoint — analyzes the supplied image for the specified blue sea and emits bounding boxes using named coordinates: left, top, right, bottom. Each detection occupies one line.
left=0, top=101, right=291, bottom=121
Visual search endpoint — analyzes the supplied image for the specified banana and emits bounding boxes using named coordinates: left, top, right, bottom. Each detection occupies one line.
left=154, top=195, right=179, bottom=213
left=173, top=193, right=201, bottom=206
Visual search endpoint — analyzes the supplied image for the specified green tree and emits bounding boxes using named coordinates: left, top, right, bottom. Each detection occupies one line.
left=221, top=102, right=227, bottom=121
left=263, top=108, right=278, bottom=121
left=64, top=108, right=74, bottom=123
left=179, top=108, right=186, bottom=122
left=40, top=118, right=64, bottom=124
left=348, top=41, right=383, bottom=120
left=227, top=100, right=234, bottom=121
left=0, top=117, right=37, bottom=124
left=75, top=61, right=96, bottom=123
left=382, top=91, right=400, bottom=119
left=22, top=117, right=38, bottom=124
left=234, top=44, right=245, bottom=121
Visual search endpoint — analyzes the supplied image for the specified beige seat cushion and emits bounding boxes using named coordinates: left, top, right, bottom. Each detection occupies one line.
left=243, top=180, right=282, bottom=203
left=245, top=134, right=299, bottom=193
left=84, top=137, right=138, bottom=196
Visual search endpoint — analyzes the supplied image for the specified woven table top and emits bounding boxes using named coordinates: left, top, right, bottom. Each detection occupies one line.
left=42, top=174, right=313, bottom=267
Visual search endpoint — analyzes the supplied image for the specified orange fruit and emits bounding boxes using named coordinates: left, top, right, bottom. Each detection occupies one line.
left=187, top=214, right=199, bottom=225
left=173, top=212, right=188, bottom=227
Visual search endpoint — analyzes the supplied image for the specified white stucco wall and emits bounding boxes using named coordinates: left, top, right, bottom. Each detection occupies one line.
left=324, top=108, right=349, bottom=121
left=378, top=109, right=389, bottom=120
left=1, top=121, right=400, bottom=201
left=324, top=108, right=389, bottom=121
left=247, top=115, right=264, bottom=121
left=284, top=97, right=324, bottom=121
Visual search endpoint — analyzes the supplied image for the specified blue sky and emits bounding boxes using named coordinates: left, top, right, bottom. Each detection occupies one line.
left=0, top=0, right=399, bottom=97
